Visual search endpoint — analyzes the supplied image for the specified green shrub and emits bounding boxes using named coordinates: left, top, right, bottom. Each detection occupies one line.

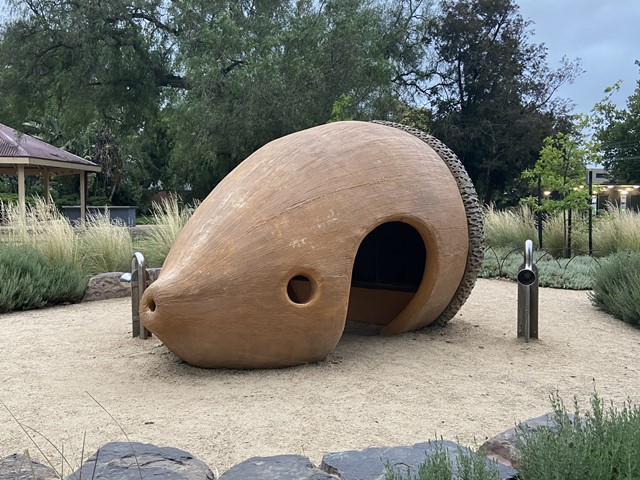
left=384, top=442, right=499, bottom=480
left=0, top=245, right=86, bottom=313
left=516, top=392, right=640, bottom=479
left=484, top=204, right=537, bottom=249
left=536, top=255, right=596, bottom=290
left=135, top=214, right=156, bottom=225
left=0, top=192, right=18, bottom=204
left=589, top=251, right=640, bottom=326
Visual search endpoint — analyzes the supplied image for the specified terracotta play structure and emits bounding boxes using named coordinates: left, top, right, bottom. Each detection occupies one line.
left=140, top=121, right=483, bottom=368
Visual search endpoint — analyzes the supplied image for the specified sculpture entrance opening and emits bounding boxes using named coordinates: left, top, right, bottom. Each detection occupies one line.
left=346, top=221, right=426, bottom=326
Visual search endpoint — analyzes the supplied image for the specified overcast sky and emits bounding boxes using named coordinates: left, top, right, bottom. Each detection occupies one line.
left=1, top=0, right=638, bottom=115
left=518, top=0, right=639, bottom=114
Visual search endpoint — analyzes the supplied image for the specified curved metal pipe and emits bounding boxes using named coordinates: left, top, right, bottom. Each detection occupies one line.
left=119, top=252, right=151, bottom=339
left=517, top=239, right=538, bottom=342
left=524, top=239, right=533, bottom=271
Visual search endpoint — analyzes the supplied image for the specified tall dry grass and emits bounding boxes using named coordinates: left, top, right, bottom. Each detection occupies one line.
left=593, top=207, right=640, bottom=257
left=79, top=212, right=133, bottom=274
left=484, top=203, right=640, bottom=258
left=542, top=212, right=588, bottom=257
left=483, top=204, right=538, bottom=249
left=141, top=196, right=197, bottom=267
left=1, top=198, right=81, bottom=268
left=1, top=199, right=135, bottom=275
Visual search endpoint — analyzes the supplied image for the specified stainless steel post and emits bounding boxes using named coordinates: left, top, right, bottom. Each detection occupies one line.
left=119, top=252, right=152, bottom=339
left=517, top=240, right=539, bottom=341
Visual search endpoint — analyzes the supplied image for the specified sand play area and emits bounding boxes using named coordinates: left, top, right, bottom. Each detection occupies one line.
left=1, top=278, right=639, bottom=473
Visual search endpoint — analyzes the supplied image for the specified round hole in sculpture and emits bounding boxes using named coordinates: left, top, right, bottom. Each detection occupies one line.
left=287, top=275, right=315, bottom=305
left=147, top=298, right=156, bottom=313
left=346, top=221, right=426, bottom=326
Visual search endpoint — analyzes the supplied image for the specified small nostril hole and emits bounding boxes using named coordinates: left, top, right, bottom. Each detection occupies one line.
left=147, top=298, right=156, bottom=312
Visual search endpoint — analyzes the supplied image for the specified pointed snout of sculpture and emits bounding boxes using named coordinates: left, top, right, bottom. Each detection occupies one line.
left=139, top=282, right=162, bottom=333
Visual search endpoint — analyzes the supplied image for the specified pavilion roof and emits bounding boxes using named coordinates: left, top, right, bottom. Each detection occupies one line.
left=0, top=123, right=100, bottom=175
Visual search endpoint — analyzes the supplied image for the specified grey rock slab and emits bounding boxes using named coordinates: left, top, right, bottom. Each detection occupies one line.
left=481, top=412, right=577, bottom=469
left=220, top=454, right=337, bottom=480
left=64, top=441, right=214, bottom=480
left=320, top=441, right=518, bottom=480
left=0, top=453, right=58, bottom=480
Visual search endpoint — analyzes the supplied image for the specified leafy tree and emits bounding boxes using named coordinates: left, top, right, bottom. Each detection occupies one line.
left=593, top=66, right=640, bottom=183
left=423, top=0, right=581, bottom=203
left=1, top=0, right=579, bottom=204
left=522, top=122, right=593, bottom=214
left=521, top=115, right=595, bottom=256
left=1, top=0, right=431, bottom=200
left=168, top=0, right=430, bottom=197
left=0, top=0, right=182, bottom=204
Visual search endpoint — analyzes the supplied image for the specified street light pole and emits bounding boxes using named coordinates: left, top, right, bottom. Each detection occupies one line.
left=588, top=170, right=593, bottom=256
left=537, top=175, right=543, bottom=250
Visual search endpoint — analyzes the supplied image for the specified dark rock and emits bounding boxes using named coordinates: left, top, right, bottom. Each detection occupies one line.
left=481, top=412, right=577, bottom=469
left=220, top=454, right=336, bottom=480
left=320, top=441, right=518, bottom=480
left=0, top=453, right=58, bottom=480
left=64, top=441, right=214, bottom=480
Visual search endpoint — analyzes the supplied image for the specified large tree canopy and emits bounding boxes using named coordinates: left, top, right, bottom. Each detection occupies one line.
left=0, top=0, right=578, bottom=205
left=593, top=64, right=640, bottom=184
left=1, top=0, right=431, bottom=201
left=0, top=0, right=180, bottom=203
left=167, top=0, right=430, bottom=197
left=424, top=0, right=580, bottom=203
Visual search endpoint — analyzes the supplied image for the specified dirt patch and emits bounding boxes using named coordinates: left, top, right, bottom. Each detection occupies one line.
left=1, top=278, right=638, bottom=473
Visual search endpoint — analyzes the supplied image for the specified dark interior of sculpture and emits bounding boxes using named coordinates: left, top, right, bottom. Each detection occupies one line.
left=346, top=221, right=426, bottom=326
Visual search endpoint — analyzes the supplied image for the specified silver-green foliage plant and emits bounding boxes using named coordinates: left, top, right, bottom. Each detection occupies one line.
left=480, top=248, right=597, bottom=290
left=516, top=391, right=640, bottom=479
left=0, top=244, right=86, bottom=313
left=589, top=251, right=640, bottom=326
left=384, top=442, right=499, bottom=480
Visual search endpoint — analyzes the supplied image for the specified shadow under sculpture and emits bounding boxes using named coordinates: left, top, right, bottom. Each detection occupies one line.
left=139, top=121, right=484, bottom=368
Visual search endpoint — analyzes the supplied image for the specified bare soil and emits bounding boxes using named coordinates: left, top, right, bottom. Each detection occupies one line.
left=1, top=278, right=639, bottom=474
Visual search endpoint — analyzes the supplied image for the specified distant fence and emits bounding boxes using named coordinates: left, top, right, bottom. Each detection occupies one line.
left=483, top=246, right=604, bottom=278
left=62, top=206, right=138, bottom=226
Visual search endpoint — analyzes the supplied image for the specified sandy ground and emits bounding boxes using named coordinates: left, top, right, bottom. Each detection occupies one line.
left=1, top=278, right=639, bottom=474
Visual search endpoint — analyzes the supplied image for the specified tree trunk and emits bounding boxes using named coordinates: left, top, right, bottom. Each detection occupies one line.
left=562, top=209, right=567, bottom=258
left=567, top=208, right=572, bottom=258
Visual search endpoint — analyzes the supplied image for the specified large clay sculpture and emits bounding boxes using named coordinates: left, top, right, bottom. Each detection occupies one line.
left=140, top=121, right=483, bottom=368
